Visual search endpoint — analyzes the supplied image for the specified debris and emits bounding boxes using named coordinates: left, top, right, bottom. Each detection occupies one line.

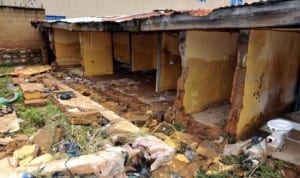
left=0, top=91, right=21, bottom=106
left=10, top=65, right=51, bottom=76
left=19, top=83, right=46, bottom=100
left=60, top=140, right=81, bottom=157
left=12, top=147, right=127, bottom=177
left=0, top=112, right=20, bottom=133
left=110, top=134, right=129, bottom=146
left=0, top=152, right=6, bottom=159
left=24, top=98, right=49, bottom=106
left=170, top=132, right=200, bottom=150
left=154, top=132, right=180, bottom=150
left=0, top=137, right=13, bottom=145
left=67, top=110, right=100, bottom=125
left=28, top=153, right=54, bottom=166
left=175, top=154, right=190, bottom=163
left=13, top=144, right=39, bottom=166
left=108, top=120, right=140, bottom=135
left=133, top=135, right=175, bottom=171
left=196, top=142, right=219, bottom=158
left=32, top=128, right=53, bottom=152
left=223, top=139, right=251, bottom=156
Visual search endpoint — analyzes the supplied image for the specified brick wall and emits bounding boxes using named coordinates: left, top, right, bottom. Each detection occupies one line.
left=0, top=6, right=45, bottom=64
left=0, top=48, right=42, bottom=65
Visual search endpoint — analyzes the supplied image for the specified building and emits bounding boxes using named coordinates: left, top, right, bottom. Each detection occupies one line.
left=0, top=3, right=45, bottom=64
left=36, top=0, right=262, bottom=18
left=34, top=0, right=300, bottom=142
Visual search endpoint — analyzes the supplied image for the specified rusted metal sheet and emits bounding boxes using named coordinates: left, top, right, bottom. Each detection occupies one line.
left=141, top=0, right=300, bottom=31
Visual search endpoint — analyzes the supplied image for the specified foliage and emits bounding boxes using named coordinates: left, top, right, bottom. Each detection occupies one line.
left=195, top=169, right=238, bottom=178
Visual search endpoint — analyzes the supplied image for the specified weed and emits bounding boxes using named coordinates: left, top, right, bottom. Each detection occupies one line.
left=0, top=76, right=14, bottom=98
left=249, top=161, right=283, bottom=178
left=195, top=169, right=238, bottom=178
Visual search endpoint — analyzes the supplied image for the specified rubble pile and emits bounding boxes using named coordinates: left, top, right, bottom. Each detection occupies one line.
left=0, top=65, right=295, bottom=177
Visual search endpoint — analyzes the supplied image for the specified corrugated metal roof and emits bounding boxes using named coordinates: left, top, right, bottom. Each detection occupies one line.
left=45, top=9, right=212, bottom=24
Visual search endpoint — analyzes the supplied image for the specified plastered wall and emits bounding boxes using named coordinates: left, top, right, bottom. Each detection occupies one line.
left=53, top=29, right=81, bottom=66
left=237, top=30, right=300, bottom=138
left=39, top=0, right=261, bottom=17
left=0, top=7, right=44, bottom=48
left=80, top=32, right=113, bottom=76
left=131, top=33, right=158, bottom=71
left=183, top=31, right=238, bottom=114
left=113, top=32, right=130, bottom=64
left=159, top=32, right=182, bottom=92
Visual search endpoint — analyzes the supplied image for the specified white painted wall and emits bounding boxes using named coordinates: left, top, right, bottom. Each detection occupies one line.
left=40, top=0, right=261, bottom=18
left=0, top=0, right=42, bottom=8
left=0, top=0, right=263, bottom=17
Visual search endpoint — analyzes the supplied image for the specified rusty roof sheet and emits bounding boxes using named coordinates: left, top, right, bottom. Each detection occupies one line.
left=45, top=9, right=212, bottom=24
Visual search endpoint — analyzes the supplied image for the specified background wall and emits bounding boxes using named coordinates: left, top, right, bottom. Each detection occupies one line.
left=39, top=0, right=261, bottom=18
left=0, top=0, right=42, bottom=8
left=0, top=6, right=44, bottom=64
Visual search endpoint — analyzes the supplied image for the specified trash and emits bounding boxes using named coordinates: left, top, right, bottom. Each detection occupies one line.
left=59, top=92, right=72, bottom=100
left=0, top=91, right=21, bottom=106
left=174, top=154, right=190, bottom=163
left=132, top=135, right=175, bottom=171
left=63, top=140, right=81, bottom=157
left=223, top=139, right=251, bottom=156
left=11, top=147, right=127, bottom=177
left=183, top=146, right=195, bottom=161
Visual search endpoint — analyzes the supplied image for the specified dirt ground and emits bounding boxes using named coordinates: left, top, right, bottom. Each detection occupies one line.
left=0, top=65, right=297, bottom=178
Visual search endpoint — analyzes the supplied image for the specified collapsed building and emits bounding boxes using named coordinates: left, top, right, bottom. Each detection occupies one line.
left=33, top=0, right=300, bottom=141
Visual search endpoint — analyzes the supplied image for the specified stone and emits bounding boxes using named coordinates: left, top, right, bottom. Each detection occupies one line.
left=170, top=132, right=200, bottom=150
left=20, top=50, right=26, bottom=54
left=196, top=143, right=219, bottom=158
left=19, top=155, right=34, bottom=166
left=32, top=128, right=53, bottom=152
left=24, top=98, right=49, bottom=107
left=28, top=153, right=54, bottom=166
left=108, top=120, right=140, bottom=135
left=0, top=137, right=13, bottom=145
left=2, top=54, right=11, bottom=59
left=13, top=144, right=38, bottom=161
left=14, top=135, right=29, bottom=142
left=67, top=110, right=100, bottom=125
left=0, top=152, right=6, bottom=159
left=175, top=154, right=190, bottom=163
left=0, top=112, right=20, bottom=134
left=12, top=59, right=19, bottom=63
